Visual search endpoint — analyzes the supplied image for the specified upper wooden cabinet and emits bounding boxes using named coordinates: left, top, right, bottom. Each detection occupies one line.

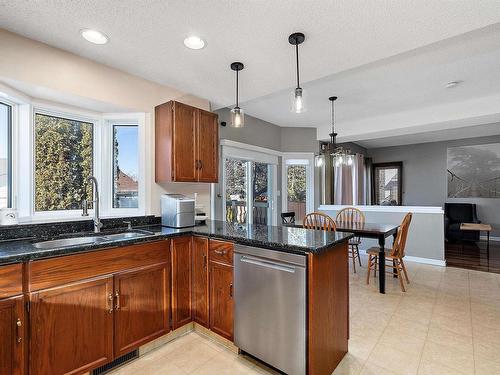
left=155, top=101, right=219, bottom=183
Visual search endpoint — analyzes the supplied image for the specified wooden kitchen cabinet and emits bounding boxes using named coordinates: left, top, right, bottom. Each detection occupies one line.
left=209, top=261, right=234, bottom=341
left=29, top=276, right=114, bottom=375
left=192, top=237, right=209, bottom=327
left=155, top=100, right=219, bottom=183
left=171, top=237, right=193, bottom=329
left=113, top=262, right=170, bottom=357
left=0, top=295, right=25, bottom=375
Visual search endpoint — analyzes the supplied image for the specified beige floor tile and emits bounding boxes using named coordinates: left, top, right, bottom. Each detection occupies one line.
left=332, top=353, right=364, bottom=375
left=417, top=359, right=471, bottom=375
left=426, top=325, right=473, bottom=350
left=429, top=312, right=472, bottom=337
left=139, top=360, right=188, bottom=375
left=367, top=342, right=421, bottom=375
left=475, top=358, right=500, bottom=375
left=361, top=360, right=404, bottom=375
left=190, top=352, right=259, bottom=375
left=386, top=314, right=429, bottom=341
left=164, top=339, right=220, bottom=373
left=421, top=340, right=474, bottom=374
left=348, top=333, right=380, bottom=361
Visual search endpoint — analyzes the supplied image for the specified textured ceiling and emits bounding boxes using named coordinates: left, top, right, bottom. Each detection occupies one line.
left=1, top=0, right=500, bottom=109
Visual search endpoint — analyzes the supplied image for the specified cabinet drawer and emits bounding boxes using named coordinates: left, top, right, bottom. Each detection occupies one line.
left=209, top=240, right=233, bottom=265
left=0, top=263, right=23, bottom=299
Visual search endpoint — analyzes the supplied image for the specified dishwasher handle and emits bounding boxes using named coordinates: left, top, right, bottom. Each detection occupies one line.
left=239, top=255, right=297, bottom=273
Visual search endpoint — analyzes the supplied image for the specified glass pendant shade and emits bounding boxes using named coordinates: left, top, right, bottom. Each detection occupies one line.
left=291, top=87, right=306, bottom=113
left=230, top=106, right=245, bottom=128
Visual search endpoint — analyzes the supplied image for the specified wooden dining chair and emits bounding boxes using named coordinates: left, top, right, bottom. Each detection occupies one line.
left=366, top=213, right=412, bottom=292
left=336, top=207, right=365, bottom=273
left=303, top=212, right=336, bottom=231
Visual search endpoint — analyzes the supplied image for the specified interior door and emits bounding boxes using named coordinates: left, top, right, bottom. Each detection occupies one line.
left=209, top=261, right=234, bottom=341
left=113, top=263, right=170, bottom=357
left=172, top=102, right=197, bottom=182
left=197, top=110, right=219, bottom=182
left=192, top=237, right=209, bottom=327
left=29, top=276, right=114, bottom=375
left=171, top=237, right=192, bottom=329
left=0, top=296, right=24, bottom=375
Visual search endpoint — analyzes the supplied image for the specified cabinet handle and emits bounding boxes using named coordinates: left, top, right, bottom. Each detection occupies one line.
left=229, top=283, right=233, bottom=298
left=107, top=293, right=113, bottom=313
left=203, top=254, right=207, bottom=270
left=15, top=318, right=22, bottom=343
left=199, top=160, right=203, bottom=169
left=214, top=249, right=227, bottom=255
left=115, top=291, right=120, bottom=310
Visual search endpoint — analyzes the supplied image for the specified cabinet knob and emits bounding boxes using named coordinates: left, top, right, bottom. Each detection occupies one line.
left=115, top=291, right=121, bottom=310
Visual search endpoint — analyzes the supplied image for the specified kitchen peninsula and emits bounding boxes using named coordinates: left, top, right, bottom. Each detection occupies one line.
left=0, top=219, right=352, bottom=375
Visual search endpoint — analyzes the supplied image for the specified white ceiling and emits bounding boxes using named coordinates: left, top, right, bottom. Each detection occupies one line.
left=1, top=0, right=500, bottom=147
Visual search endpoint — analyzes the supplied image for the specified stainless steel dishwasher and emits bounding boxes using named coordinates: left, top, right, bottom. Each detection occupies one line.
left=234, top=244, right=306, bottom=375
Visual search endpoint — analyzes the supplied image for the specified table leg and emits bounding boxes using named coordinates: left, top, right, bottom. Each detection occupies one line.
left=487, top=231, right=490, bottom=259
left=392, top=232, right=398, bottom=278
left=378, top=235, right=386, bottom=294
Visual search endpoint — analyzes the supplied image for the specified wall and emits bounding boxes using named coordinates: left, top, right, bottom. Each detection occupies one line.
left=0, top=29, right=212, bottom=217
left=367, top=134, right=500, bottom=236
left=214, top=108, right=318, bottom=221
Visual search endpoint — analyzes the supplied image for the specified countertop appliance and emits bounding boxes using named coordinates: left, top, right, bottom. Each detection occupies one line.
left=161, top=194, right=195, bottom=228
left=234, top=244, right=306, bottom=375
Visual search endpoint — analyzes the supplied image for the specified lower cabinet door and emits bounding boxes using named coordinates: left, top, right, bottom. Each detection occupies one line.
left=113, top=263, right=170, bottom=357
left=171, top=237, right=193, bottom=329
left=209, top=262, right=234, bottom=341
left=29, top=276, right=114, bottom=375
left=192, top=237, right=209, bottom=327
left=0, top=295, right=25, bottom=375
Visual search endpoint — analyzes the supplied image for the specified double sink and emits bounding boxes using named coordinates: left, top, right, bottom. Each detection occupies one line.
left=33, top=229, right=155, bottom=250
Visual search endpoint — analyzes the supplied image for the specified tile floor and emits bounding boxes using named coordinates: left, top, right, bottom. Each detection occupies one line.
left=110, top=255, right=500, bottom=375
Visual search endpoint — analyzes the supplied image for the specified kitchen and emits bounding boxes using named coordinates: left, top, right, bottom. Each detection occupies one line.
left=2, top=2, right=500, bottom=375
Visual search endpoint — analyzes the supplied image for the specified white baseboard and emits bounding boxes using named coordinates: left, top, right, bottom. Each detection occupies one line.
left=480, top=235, right=500, bottom=242
left=404, top=255, right=446, bottom=267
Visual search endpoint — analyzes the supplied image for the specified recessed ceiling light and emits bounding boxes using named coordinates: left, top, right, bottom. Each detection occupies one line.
left=446, top=81, right=462, bottom=89
left=183, top=36, right=206, bottom=50
left=80, top=29, right=109, bottom=45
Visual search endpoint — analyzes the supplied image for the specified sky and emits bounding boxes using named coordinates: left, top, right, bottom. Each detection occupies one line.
left=115, top=125, right=138, bottom=178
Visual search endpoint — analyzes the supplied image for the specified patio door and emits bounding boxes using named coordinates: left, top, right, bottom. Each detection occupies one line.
left=223, top=158, right=273, bottom=225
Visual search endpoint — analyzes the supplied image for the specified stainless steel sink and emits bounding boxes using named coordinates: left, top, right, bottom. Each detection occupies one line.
left=100, top=232, right=149, bottom=241
left=33, top=236, right=104, bottom=249
left=33, top=230, right=152, bottom=249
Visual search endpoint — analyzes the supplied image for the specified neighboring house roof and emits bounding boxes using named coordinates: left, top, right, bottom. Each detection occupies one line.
left=116, top=170, right=138, bottom=193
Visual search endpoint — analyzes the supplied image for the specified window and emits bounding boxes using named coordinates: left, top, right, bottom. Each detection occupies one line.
left=112, top=125, right=139, bottom=208
left=0, top=102, right=12, bottom=208
left=34, top=113, right=94, bottom=211
left=281, top=154, right=314, bottom=223
left=372, top=162, right=403, bottom=206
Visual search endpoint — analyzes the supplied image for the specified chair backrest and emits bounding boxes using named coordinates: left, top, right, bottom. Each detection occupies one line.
left=281, top=212, right=296, bottom=224
left=303, top=212, right=336, bottom=231
left=444, top=203, right=477, bottom=223
left=391, top=213, right=412, bottom=257
left=335, top=207, right=365, bottom=225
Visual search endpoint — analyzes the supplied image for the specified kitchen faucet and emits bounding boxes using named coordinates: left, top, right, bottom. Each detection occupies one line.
left=82, top=176, right=103, bottom=233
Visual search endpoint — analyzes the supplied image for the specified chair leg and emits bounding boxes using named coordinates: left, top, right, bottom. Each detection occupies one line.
left=396, top=260, right=406, bottom=292
left=351, top=247, right=357, bottom=273
left=356, top=245, right=362, bottom=267
left=400, top=258, right=410, bottom=284
left=374, top=256, right=378, bottom=278
left=366, top=254, right=372, bottom=284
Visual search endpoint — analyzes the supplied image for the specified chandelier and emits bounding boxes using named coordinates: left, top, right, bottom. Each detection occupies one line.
left=324, top=96, right=353, bottom=167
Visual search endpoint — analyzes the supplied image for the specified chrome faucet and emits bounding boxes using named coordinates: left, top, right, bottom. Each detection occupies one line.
left=82, top=176, right=103, bottom=233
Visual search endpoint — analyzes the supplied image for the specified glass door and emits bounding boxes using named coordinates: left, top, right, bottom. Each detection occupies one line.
left=224, top=158, right=273, bottom=225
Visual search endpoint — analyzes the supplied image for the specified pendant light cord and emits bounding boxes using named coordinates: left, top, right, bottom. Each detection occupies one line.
left=236, top=69, right=239, bottom=107
left=295, top=43, right=300, bottom=88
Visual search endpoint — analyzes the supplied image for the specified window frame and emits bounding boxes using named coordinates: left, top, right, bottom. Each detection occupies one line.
left=371, top=161, right=403, bottom=206
left=0, top=100, right=13, bottom=208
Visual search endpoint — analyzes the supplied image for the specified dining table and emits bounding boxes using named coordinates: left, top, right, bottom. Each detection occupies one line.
left=285, top=221, right=400, bottom=294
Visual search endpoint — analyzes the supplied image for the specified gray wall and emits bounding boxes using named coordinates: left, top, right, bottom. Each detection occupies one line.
left=214, top=108, right=318, bottom=221
left=367, top=135, right=500, bottom=236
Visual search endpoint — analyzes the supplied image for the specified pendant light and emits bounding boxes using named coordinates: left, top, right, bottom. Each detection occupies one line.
left=230, top=62, right=245, bottom=128
left=327, top=96, right=353, bottom=167
left=289, top=32, right=306, bottom=113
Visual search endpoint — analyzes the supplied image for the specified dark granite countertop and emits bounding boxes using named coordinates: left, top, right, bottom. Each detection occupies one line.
left=0, top=220, right=353, bottom=265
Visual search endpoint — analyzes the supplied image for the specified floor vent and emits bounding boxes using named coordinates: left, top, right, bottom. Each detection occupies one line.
left=91, top=350, right=139, bottom=375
